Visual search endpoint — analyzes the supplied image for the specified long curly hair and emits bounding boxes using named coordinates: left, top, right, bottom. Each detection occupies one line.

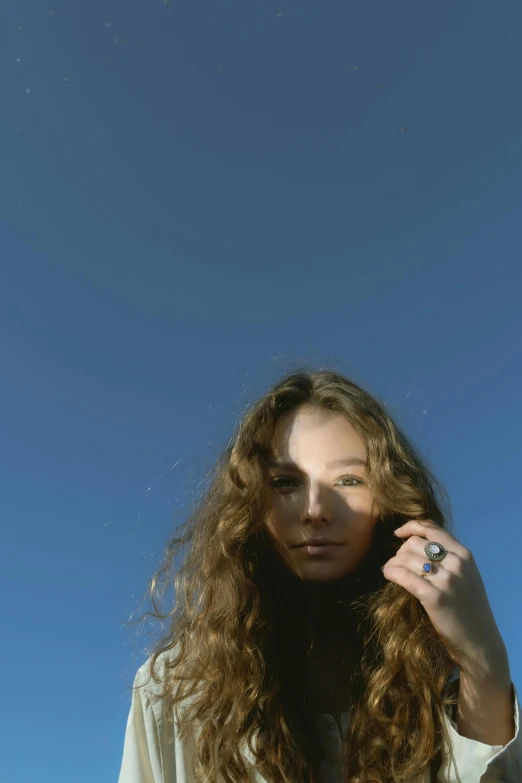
left=125, top=367, right=461, bottom=783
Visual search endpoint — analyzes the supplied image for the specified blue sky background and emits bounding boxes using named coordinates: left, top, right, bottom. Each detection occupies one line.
left=2, top=1, right=522, bottom=781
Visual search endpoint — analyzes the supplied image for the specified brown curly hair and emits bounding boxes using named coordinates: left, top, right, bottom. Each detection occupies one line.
left=124, top=366, right=461, bottom=783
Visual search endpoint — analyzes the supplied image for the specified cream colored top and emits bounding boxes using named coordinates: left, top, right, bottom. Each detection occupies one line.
left=118, top=651, right=521, bottom=783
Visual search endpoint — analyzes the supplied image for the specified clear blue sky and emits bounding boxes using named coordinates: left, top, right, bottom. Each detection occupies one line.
left=2, top=1, right=521, bottom=781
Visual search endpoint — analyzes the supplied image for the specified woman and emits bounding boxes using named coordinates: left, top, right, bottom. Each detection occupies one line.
left=118, top=369, right=520, bottom=782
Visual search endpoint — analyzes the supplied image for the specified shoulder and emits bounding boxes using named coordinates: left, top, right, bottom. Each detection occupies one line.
left=133, top=644, right=181, bottom=700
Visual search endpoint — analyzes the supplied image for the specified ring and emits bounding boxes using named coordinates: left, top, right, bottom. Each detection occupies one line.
left=420, top=541, right=447, bottom=577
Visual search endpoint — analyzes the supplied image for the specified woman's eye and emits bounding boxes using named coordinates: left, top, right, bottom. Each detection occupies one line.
left=270, top=476, right=362, bottom=489
left=339, top=476, right=363, bottom=486
left=270, top=477, right=295, bottom=489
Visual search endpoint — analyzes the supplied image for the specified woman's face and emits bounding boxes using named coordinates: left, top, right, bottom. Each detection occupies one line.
left=264, top=405, right=380, bottom=583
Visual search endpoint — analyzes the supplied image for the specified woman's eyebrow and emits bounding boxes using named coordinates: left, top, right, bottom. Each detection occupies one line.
left=267, top=457, right=367, bottom=469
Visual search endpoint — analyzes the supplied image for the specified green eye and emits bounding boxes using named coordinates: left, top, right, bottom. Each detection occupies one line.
left=339, top=476, right=363, bottom=486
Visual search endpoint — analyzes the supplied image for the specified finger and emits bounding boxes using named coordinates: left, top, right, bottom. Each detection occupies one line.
left=387, top=548, right=457, bottom=575
left=398, top=535, right=457, bottom=564
left=394, top=520, right=468, bottom=558
left=381, top=561, right=441, bottom=599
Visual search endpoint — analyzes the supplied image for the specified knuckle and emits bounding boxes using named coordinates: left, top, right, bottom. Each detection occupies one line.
left=444, top=568, right=460, bottom=587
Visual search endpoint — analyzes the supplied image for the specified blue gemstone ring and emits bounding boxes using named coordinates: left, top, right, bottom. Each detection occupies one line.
left=420, top=541, right=447, bottom=577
